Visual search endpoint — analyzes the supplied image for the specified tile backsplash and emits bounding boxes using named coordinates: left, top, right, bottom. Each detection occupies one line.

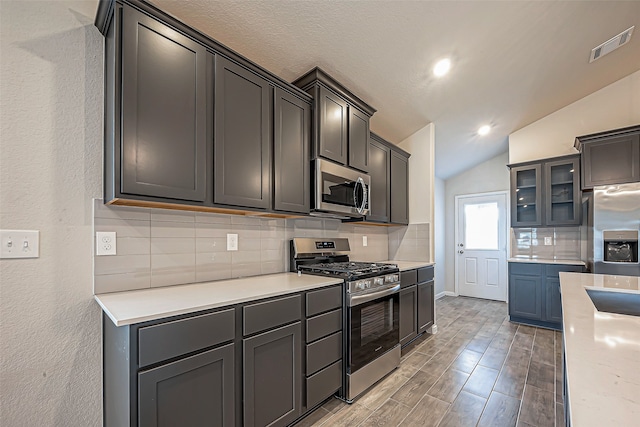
left=510, top=227, right=583, bottom=260
left=93, top=200, right=429, bottom=293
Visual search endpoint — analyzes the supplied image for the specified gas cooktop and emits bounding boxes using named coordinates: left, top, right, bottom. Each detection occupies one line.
left=297, top=261, right=398, bottom=280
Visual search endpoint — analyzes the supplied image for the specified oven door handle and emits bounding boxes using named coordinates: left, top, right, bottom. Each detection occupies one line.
left=348, top=283, right=400, bottom=307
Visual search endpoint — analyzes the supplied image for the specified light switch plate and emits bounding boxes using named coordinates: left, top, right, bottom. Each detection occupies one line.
left=96, top=231, right=117, bottom=256
left=227, top=233, right=238, bottom=251
left=0, top=230, right=40, bottom=259
left=362, top=236, right=368, bottom=247
left=544, top=237, right=552, bottom=246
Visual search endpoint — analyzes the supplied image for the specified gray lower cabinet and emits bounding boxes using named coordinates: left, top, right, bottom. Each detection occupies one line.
left=139, top=344, right=235, bottom=427
left=390, top=149, right=409, bottom=225
left=273, top=88, right=311, bottom=214
left=243, top=322, right=302, bottom=427
left=400, top=266, right=435, bottom=347
left=399, top=285, right=418, bottom=346
left=214, top=55, right=271, bottom=209
left=508, top=262, right=584, bottom=329
left=575, top=125, right=640, bottom=189
left=115, top=3, right=208, bottom=202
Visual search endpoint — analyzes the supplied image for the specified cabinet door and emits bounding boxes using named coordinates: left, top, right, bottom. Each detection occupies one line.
left=138, top=343, right=235, bottom=427
left=367, top=138, right=390, bottom=222
left=399, top=285, right=418, bottom=347
left=582, top=133, right=640, bottom=188
left=214, top=56, right=271, bottom=209
left=544, top=157, right=581, bottom=226
left=510, top=164, right=542, bottom=227
left=509, top=274, right=543, bottom=320
left=348, top=107, right=370, bottom=172
left=545, top=278, right=563, bottom=324
left=243, top=322, right=302, bottom=427
left=317, top=86, right=348, bottom=164
left=120, top=5, right=207, bottom=202
left=390, top=150, right=409, bottom=225
left=273, top=88, right=310, bottom=213
left=417, top=280, right=435, bottom=334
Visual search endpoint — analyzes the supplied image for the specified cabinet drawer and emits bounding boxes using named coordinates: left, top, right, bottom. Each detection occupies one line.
left=243, top=294, right=301, bottom=336
left=307, top=309, right=342, bottom=343
left=417, top=266, right=434, bottom=283
left=509, top=262, right=543, bottom=276
left=400, top=270, right=417, bottom=288
left=545, top=264, right=583, bottom=278
left=306, top=360, right=342, bottom=409
left=306, top=285, right=342, bottom=317
left=306, top=331, right=342, bottom=375
left=138, top=308, right=235, bottom=368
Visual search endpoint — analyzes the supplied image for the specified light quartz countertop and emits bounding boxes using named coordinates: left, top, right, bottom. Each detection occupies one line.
left=508, top=257, right=585, bottom=266
left=378, top=261, right=434, bottom=271
left=559, top=272, right=640, bottom=426
left=95, top=273, right=342, bottom=327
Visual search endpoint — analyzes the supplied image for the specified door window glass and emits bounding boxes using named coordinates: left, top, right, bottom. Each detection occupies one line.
left=464, top=202, right=499, bottom=250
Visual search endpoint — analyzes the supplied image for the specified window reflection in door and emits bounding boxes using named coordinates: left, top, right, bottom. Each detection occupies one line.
left=464, top=202, right=499, bottom=250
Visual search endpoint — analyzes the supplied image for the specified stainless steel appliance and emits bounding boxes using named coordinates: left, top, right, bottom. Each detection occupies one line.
left=312, top=159, right=370, bottom=219
left=590, top=182, right=640, bottom=276
left=290, top=238, right=400, bottom=402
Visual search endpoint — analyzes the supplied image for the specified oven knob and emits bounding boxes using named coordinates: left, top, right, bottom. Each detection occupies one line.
left=365, top=280, right=372, bottom=289
left=357, top=281, right=366, bottom=290
left=374, top=277, right=384, bottom=286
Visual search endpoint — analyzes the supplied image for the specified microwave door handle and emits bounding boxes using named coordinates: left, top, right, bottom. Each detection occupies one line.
left=354, top=177, right=368, bottom=214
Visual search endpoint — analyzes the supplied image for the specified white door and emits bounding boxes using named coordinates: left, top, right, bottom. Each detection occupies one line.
left=455, top=192, right=508, bottom=301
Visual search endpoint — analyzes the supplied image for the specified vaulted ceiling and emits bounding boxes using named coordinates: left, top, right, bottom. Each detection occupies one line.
left=150, top=0, right=640, bottom=179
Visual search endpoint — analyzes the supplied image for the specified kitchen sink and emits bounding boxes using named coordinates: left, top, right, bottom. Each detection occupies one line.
left=586, top=289, right=640, bottom=317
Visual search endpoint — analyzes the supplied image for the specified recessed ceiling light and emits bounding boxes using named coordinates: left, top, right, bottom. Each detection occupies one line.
left=433, top=58, right=451, bottom=77
left=478, top=125, right=491, bottom=136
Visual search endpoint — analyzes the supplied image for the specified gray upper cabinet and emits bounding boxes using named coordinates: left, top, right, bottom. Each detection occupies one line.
left=273, top=88, right=311, bottom=214
left=348, top=107, right=370, bottom=172
left=575, top=125, right=640, bottom=189
left=509, top=155, right=580, bottom=227
left=390, top=149, right=409, bottom=225
left=293, top=68, right=376, bottom=170
left=119, top=5, right=208, bottom=202
left=214, top=56, right=271, bottom=209
left=510, top=164, right=542, bottom=227
left=544, top=156, right=580, bottom=226
left=367, top=135, right=390, bottom=222
left=317, top=86, right=348, bottom=164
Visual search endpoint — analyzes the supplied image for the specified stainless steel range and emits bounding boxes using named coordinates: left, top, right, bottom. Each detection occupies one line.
left=290, top=238, right=401, bottom=402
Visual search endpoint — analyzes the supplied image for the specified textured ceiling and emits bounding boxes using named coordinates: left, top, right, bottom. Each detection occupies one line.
left=150, top=0, right=640, bottom=179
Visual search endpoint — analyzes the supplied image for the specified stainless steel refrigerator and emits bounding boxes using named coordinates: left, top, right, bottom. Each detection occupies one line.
left=588, top=182, right=640, bottom=276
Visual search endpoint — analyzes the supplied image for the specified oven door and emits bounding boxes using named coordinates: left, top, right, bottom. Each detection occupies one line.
left=348, top=285, right=399, bottom=373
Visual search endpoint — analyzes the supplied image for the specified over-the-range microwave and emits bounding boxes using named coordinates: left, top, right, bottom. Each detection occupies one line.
left=312, top=158, right=370, bottom=219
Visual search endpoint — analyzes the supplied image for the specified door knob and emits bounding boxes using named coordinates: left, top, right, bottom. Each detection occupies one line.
left=458, top=243, right=464, bottom=247
left=458, top=250, right=464, bottom=254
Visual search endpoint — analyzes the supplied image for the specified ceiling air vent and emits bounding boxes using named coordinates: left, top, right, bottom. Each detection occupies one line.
left=590, top=26, right=634, bottom=63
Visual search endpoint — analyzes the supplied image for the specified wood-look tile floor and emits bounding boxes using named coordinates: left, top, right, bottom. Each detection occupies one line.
left=294, top=296, right=565, bottom=427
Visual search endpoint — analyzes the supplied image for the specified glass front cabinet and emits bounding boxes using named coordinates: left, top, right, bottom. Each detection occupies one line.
left=509, top=155, right=580, bottom=227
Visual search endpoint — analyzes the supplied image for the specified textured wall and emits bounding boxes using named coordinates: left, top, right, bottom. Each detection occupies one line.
left=0, top=1, right=103, bottom=425
left=509, top=70, right=640, bottom=164
left=444, top=152, right=510, bottom=293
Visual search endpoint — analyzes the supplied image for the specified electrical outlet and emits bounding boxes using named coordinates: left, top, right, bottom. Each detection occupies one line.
left=96, top=232, right=117, bottom=256
left=362, top=236, right=368, bottom=247
left=227, top=233, right=238, bottom=251
left=0, top=230, right=40, bottom=259
left=544, top=237, right=552, bottom=246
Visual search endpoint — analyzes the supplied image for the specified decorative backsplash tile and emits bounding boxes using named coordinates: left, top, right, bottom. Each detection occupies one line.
left=510, top=227, right=583, bottom=260
left=93, top=200, right=429, bottom=294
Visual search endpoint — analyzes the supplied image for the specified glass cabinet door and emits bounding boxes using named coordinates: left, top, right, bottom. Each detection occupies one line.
left=510, top=164, right=542, bottom=227
left=544, top=157, right=580, bottom=226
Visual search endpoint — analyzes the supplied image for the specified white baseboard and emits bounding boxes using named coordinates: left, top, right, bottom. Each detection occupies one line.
left=435, top=291, right=457, bottom=300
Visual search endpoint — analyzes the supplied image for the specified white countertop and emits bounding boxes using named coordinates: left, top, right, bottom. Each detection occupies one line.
left=559, top=272, right=640, bottom=426
left=379, top=260, right=434, bottom=271
left=95, top=273, right=343, bottom=327
left=508, top=257, right=585, bottom=266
